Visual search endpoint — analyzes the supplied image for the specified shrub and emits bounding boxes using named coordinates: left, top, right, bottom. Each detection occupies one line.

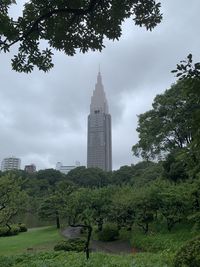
left=6, top=225, right=20, bottom=236
left=0, top=225, right=21, bottom=237
left=174, top=235, right=200, bottom=267
left=97, top=224, right=119, bottom=241
left=0, top=226, right=8, bottom=237
left=18, top=223, right=28, bottom=232
left=54, top=238, right=85, bottom=252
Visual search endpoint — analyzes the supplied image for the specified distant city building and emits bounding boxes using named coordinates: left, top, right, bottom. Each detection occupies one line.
left=24, top=164, right=36, bottom=173
left=1, top=156, right=21, bottom=171
left=87, top=71, right=112, bottom=171
left=56, top=161, right=80, bottom=174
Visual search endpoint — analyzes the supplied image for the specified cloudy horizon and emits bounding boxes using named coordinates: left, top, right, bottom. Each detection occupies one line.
left=1, top=0, right=200, bottom=171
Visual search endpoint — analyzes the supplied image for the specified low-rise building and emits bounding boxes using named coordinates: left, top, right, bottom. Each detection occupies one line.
left=56, top=161, right=80, bottom=174
left=24, top=164, right=36, bottom=173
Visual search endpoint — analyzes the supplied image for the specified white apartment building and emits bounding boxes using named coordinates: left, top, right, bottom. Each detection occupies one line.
left=56, top=161, right=80, bottom=174
left=1, top=156, right=21, bottom=172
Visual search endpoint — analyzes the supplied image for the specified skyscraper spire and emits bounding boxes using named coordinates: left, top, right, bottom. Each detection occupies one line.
left=90, top=71, right=109, bottom=114
left=97, top=70, right=102, bottom=85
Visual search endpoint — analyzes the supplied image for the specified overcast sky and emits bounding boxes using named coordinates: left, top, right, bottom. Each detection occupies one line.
left=1, top=1, right=200, bottom=170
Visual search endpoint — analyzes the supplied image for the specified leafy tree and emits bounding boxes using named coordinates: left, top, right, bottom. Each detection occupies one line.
left=38, top=195, right=61, bottom=229
left=187, top=176, right=200, bottom=230
left=157, top=181, right=190, bottom=231
left=162, top=149, right=189, bottom=182
left=132, top=80, right=196, bottom=160
left=36, top=168, right=64, bottom=191
left=172, top=54, right=200, bottom=152
left=0, top=173, right=27, bottom=231
left=0, top=0, right=162, bottom=72
left=90, top=187, right=111, bottom=231
left=66, top=188, right=95, bottom=259
left=109, top=186, right=135, bottom=230
left=110, top=162, right=162, bottom=186
left=131, top=161, right=162, bottom=186
left=38, top=180, right=75, bottom=228
left=111, top=165, right=135, bottom=185
left=190, top=176, right=200, bottom=212
left=67, top=167, right=109, bottom=188
left=132, top=184, right=159, bottom=234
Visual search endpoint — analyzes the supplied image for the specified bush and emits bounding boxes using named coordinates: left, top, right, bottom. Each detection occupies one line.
left=6, top=225, right=20, bottom=236
left=0, top=226, right=8, bottom=237
left=97, top=224, right=119, bottom=241
left=174, top=236, right=200, bottom=267
left=18, top=223, right=28, bottom=232
left=54, top=238, right=85, bottom=252
left=0, top=225, right=20, bottom=237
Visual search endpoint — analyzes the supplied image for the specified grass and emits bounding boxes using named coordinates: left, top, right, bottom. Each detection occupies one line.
left=0, top=223, right=198, bottom=266
left=130, top=223, right=198, bottom=253
left=0, top=226, right=63, bottom=255
left=0, top=251, right=173, bottom=267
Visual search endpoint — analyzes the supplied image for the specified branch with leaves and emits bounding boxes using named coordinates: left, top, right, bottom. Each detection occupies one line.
left=0, top=0, right=162, bottom=72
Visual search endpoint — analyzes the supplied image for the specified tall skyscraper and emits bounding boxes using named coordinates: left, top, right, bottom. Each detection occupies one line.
left=87, top=71, right=112, bottom=171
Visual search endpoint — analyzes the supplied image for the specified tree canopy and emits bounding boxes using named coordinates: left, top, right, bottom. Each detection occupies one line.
left=0, top=0, right=162, bottom=72
left=0, top=173, right=27, bottom=228
left=132, top=80, right=196, bottom=160
left=66, top=166, right=109, bottom=187
left=172, top=54, right=200, bottom=150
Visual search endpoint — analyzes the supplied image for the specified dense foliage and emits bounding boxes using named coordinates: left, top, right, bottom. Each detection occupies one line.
left=174, top=236, right=200, bottom=267
left=97, top=224, right=119, bottom=241
left=0, top=251, right=172, bottom=267
left=54, top=238, right=85, bottom=252
left=0, top=173, right=27, bottom=232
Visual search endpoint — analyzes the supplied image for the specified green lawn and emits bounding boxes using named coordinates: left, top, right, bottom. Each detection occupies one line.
left=0, top=226, right=63, bottom=255
left=0, top=224, right=197, bottom=266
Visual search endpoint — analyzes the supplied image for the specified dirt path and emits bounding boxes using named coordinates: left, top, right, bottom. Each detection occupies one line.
left=62, top=227, right=132, bottom=254
left=62, top=226, right=82, bottom=239
left=91, top=239, right=132, bottom=254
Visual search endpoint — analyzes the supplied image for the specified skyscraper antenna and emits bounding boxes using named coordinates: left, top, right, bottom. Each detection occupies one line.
left=98, top=64, right=101, bottom=73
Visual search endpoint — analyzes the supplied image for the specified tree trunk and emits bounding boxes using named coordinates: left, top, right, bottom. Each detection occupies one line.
left=6, top=223, right=11, bottom=235
left=56, top=212, right=60, bottom=229
left=70, top=224, right=93, bottom=260
left=144, top=223, right=149, bottom=234
left=97, top=218, right=103, bottom=232
left=85, top=225, right=92, bottom=260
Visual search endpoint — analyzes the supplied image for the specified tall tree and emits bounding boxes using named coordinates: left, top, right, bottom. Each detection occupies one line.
left=157, top=181, right=190, bottom=231
left=0, top=0, right=162, bottom=72
left=38, top=180, right=75, bottom=228
left=132, top=80, right=195, bottom=160
left=66, top=188, right=95, bottom=259
left=172, top=54, right=200, bottom=152
left=109, top=186, right=135, bottom=230
left=0, top=173, right=27, bottom=230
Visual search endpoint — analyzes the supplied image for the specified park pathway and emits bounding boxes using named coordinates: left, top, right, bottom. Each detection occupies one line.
left=62, top=226, right=132, bottom=254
